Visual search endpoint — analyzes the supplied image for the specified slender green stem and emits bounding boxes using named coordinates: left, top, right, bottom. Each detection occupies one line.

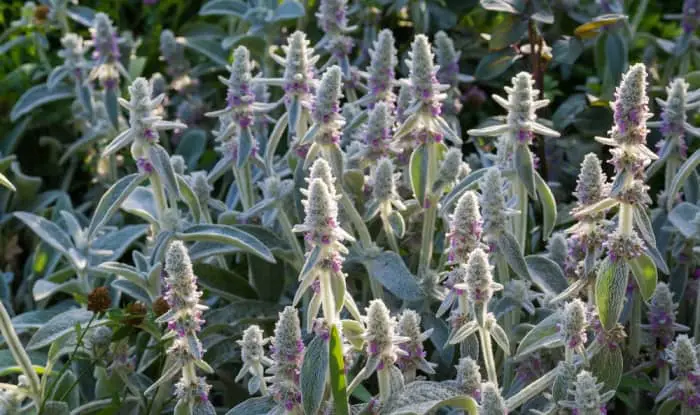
left=0, top=302, right=41, bottom=402
left=380, top=209, right=400, bottom=254
left=150, top=174, right=168, bottom=231
left=418, top=142, right=440, bottom=279
left=320, top=270, right=337, bottom=326
left=377, top=368, right=391, bottom=402
left=478, top=327, right=498, bottom=386
left=513, top=181, right=528, bottom=254
left=504, top=368, right=557, bottom=411
left=496, top=256, right=512, bottom=337
left=659, top=364, right=670, bottom=386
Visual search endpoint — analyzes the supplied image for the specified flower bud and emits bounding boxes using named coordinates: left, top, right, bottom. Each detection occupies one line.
left=465, top=248, right=502, bottom=307
left=396, top=83, right=413, bottom=124
left=435, top=147, right=463, bottom=190
left=59, top=33, right=86, bottom=73
left=269, top=307, right=304, bottom=411
left=312, top=66, right=343, bottom=127
left=561, top=299, right=588, bottom=351
left=189, top=171, right=212, bottom=208
left=364, top=299, right=407, bottom=368
left=92, top=13, right=120, bottom=62
left=479, top=168, right=508, bottom=237
left=408, top=34, right=442, bottom=115
left=645, top=282, right=681, bottom=347
left=435, top=31, right=459, bottom=87
left=160, top=29, right=188, bottom=78
left=455, top=357, right=482, bottom=398
left=364, top=102, right=394, bottom=160
left=560, top=370, right=614, bottom=415
left=170, top=155, right=186, bottom=175
left=605, top=230, right=644, bottom=262
left=547, top=232, right=568, bottom=270
left=372, top=157, right=397, bottom=204
left=236, top=325, right=270, bottom=393
left=447, top=190, right=483, bottom=264
left=317, top=0, right=349, bottom=35
left=611, top=63, right=650, bottom=147
left=396, top=309, right=435, bottom=375
left=479, top=382, right=506, bottom=415
left=667, top=334, right=698, bottom=377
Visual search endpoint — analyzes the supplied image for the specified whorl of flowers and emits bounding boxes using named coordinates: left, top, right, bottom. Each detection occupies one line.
left=447, top=190, right=483, bottom=264
left=467, top=72, right=559, bottom=160
left=560, top=299, right=588, bottom=352
left=479, top=168, right=509, bottom=239
left=396, top=309, right=435, bottom=375
left=602, top=63, right=657, bottom=178
left=643, top=282, right=686, bottom=348
left=363, top=299, right=409, bottom=370
left=504, top=280, right=541, bottom=315
left=223, top=46, right=255, bottom=129
left=604, top=229, right=645, bottom=262
left=268, top=306, right=304, bottom=412
left=160, top=241, right=212, bottom=406
left=367, top=29, right=397, bottom=108
left=559, top=371, right=615, bottom=415
left=363, top=102, right=394, bottom=161
left=102, top=77, right=185, bottom=171
left=91, top=13, right=120, bottom=63
left=462, top=248, right=502, bottom=308
left=282, top=31, right=317, bottom=106
left=455, top=357, right=482, bottom=398
left=160, top=29, right=189, bottom=79
left=407, top=34, right=446, bottom=117
left=235, top=325, right=271, bottom=394
left=479, top=382, right=506, bottom=415
left=310, top=66, right=345, bottom=148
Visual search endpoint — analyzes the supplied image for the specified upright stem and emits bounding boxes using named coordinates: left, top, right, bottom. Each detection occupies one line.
left=278, top=209, right=305, bottom=266
left=418, top=142, right=439, bottom=279
left=0, top=303, right=41, bottom=402
left=380, top=209, right=400, bottom=254
left=320, top=270, right=337, bottom=327
left=629, top=291, right=642, bottom=358
left=504, top=368, right=557, bottom=412
left=513, top=181, right=528, bottom=254
left=150, top=174, right=168, bottom=231
left=496, top=256, right=512, bottom=337
left=377, top=368, right=391, bottom=402
left=478, top=326, right=498, bottom=386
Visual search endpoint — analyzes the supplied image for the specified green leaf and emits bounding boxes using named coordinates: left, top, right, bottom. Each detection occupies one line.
left=595, top=257, right=629, bottom=330
left=627, top=254, right=657, bottom=301
left=534, top=172, right=557, bottom=240
left=475, top=50, right=520, bottom=81
left=440, top=168, right=488, bottom=216
left=668, top=202, right=700, bottom=239
left=199, top=0, right=248, bottom=17
left=359, top=251, right=422, bottom=302
left=329, top=325, right=349, bottom=415
left=104, top=86, right=120, bottom=129
left=0, top=172, right=15, bottom=191
left=10, top=84, right=74, bottom=122
left=301, top=335, right=329, bottom=415
left=192, top=263, right=257, bottom=300
left=480, top=0, right=522, bottom=14
left=128, top=56, right=147, bottom=80
left=42, top=401, right=69, bottom=415
left=383, top=381, right=477, bottom=415
left=177, top=175, right=202, bottom=224
left=14, top=212, right=73, bottom=256
left=410, top=144, right=428, bottom=205
left=515, top=312, right=563, bottom=357
left=656, top=400, right=680, bottom=415
left=225, top=396, right=276, bottom=415
left=179, top=224, right=275, bottom=263
left=605, top=30, right=628, bottom=85
left=182, top=37, right=229, bottom=66
left=0, top=350, right=47, bottom=376
left=27, top=309, right=96, bottom=350
left=668, top=149, right=700, bottom=211
left=175, top=128, right=208, bottom=170
left=590, top=346, right=623, bottom=392
left=525, top=255, right=568, bottom=296
left=273, top=0, right=305, bottom=21
left=88, top=173, right=147, bottom=238
left=149, top=145, right=181, bottom=201
left=121, top=186, right=158, bottom=225
left=91, top=224, right=149, bottom=262
left=489, top=14, right=528, bottom=50
left=514, top=145, right=536, bottom=199
left=496, top=232, right=530, bottom=279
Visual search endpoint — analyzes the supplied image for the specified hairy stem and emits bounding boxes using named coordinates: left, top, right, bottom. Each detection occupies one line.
left=418, top=142, right=440, bottom=279
left=277, top=208, right=305, bottom=265
left=0, top=302, right=41, bottom=402
left=504, top=367, right=557, bottom=411
left=478, top=326, right=498, bottom=386
left=380, top=209, right=400, bottom=254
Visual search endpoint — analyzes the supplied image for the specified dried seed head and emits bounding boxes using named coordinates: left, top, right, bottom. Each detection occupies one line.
left=479, top=168, right=507, bottom=237
left=448, top=190, right=483, bottom=264
left=455, top=357, right=482, bottom=397
left=87, top=286, right=111, bottom=313
left=479, top=382, right=506, bottom=415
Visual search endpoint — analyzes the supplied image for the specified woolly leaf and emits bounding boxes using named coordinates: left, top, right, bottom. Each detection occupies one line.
left=514, top=145, right=537, bottom=199
left=590, top=346, right=623, bottom=392
left=329, top=325, right=349, bottom=415
left=496, top=232, right=530, bottom=279
left=14, top=212, right=73, bottom=256
left=359, top=251, right=422, bottom=302
left=301, top=335, right=329, bottom=415
left=595, top=257, right=628, bottom=330
left=179, top=224, right=275, bottom=263
left=10, top=84, right=74, bottom=122
left=27, top=309, right=97, bottom=350
left=89, top=173, right=147, bottom=238
left=627, top=253, right=657, bottom=301
left=535, top=172, right=557, bottom=240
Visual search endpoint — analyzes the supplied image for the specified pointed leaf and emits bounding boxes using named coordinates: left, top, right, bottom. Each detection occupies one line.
left=179, top=224, right=274, bottom=262
left=329, top=325, right=349, bottom=415
left=496, top=232, right=530, bottom=279
left=535, top=172, right=557, bottom=240
left=10, top=84, right=73, bottom=122
left=627, top=254, right=657, bottom=301
left=440, top=168, right=488, bottom=216
left=410, top=144, right=428, bottom=205
left=359, top=251, right=422, bottom=302
left=88, top=173, right=147, bottom=238
left=14, top=212, right=73, bottom=256
left=525, top=255, right=568, bottom=296
left=149, top=145, right=181, bottom=201
left=595, top=258, right=629, bottom=330
left=668, top=148, right=700, bottom=211
left=590, top=346, right=623, bottom=392
left=515, top=145, right=536, bottom=199
left=301, top=335, right=329, bottom=415
left=27, top=309, right=96, bottom=350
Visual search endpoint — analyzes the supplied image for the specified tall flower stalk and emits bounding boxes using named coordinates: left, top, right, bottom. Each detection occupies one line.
left=149, top=241, right=214, bottom=414
left=468, top=72, right=559, bottom=252
left=394, top=34, right=461, bottom=280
